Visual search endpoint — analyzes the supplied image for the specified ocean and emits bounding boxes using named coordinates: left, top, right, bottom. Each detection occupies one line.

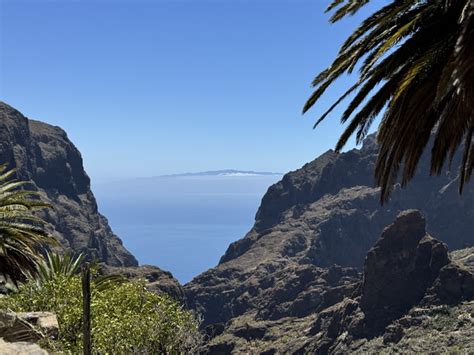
left=92, top=173, right=281, bottom=283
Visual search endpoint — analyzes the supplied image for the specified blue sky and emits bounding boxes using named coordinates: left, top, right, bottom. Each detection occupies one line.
left=0, top=0, right=384, bottom=181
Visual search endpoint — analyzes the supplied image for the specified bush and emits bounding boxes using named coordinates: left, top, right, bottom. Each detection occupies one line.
left=0, top=275, right=202, bottom=353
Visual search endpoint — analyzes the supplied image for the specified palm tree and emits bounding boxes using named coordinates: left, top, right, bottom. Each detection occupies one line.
left=0, top=164, right=55, bottom=285
left=304, top=0, right=474, bottom=202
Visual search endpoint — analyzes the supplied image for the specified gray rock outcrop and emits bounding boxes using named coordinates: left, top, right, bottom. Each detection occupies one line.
left=302, top=210, right=474, bottom=354
left=0, top=311, right=57, bottom=354
left=0, top=101, right=137, bottom=267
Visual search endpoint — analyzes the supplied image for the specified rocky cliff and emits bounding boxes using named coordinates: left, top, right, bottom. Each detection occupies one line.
left=0, top=101, right=137, bottom=267
left=195, top=211, right=474, bottom=354
left=185, top=134, right=474, bottom=353
left=301, top=210, right=474, bottom=354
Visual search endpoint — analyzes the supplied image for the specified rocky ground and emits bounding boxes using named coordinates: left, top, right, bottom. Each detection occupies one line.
left=0, top=310, right=58, bottom=354
left=201, top=211, right=474, bottom=354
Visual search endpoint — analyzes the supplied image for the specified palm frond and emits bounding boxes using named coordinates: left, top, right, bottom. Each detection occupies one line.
left=0, top=164, right=55, bottom=284
left=93, top=274, right=128, bottom=292
left=304, top=0, right=473, bottom=202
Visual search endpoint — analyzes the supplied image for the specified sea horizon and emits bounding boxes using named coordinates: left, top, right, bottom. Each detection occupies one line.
left=93, top=171, right=282, bottom=283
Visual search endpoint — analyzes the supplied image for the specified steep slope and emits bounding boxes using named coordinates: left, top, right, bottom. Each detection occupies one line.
left=0, top=101, right=137, bottom=267
left=185, top=134, right=474, bottom=352
left=300, top=211, right=474, bottom=354
left=199, top=212, right=474, bottom=354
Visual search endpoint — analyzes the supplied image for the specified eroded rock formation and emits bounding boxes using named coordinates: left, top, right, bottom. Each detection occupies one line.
left=0, top=101, right=137, bottom=267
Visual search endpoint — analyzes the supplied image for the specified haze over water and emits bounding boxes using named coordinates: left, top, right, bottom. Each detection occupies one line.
left=93, top=172, right=282, bottom=283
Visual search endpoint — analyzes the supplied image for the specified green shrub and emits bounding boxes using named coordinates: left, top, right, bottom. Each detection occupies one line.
left=0, top=275, right=202, bottom=353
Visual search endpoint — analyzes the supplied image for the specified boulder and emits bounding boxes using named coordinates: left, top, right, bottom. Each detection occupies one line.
left=0, top=338, right=48, bottom=355
left=16, top=312, right=58, bottom=340
left=0, top=311, right=42, bottom=343
left=424, top=263, right=474, bottom=305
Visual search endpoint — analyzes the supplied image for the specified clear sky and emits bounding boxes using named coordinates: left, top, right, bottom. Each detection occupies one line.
left=0, top=0, right=384, bottom=182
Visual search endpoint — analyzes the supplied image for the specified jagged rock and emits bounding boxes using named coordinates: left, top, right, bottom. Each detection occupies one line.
left=0, top=101, right=137, bottom=267
left=233, top=323, right=267, bottom=340
left=0, top=338, right=48, bottom=354
left=206, top=341, right=235, bottom=354
left=200, top=207, right=474, bottom=353
left=186, top=261, right=359, bottom=328
left=301, top=211, right=474, bottom=354
left=424, top=263, right=474, bottom=305
left=360, top=210, right=450, bottom=334
left=450, top=246, right=474, bottom=272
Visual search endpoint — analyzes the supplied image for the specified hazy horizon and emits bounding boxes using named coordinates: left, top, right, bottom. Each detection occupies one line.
left=1, top=0, right=382, bottom=182
left=93, top=172, right=282, bottom=282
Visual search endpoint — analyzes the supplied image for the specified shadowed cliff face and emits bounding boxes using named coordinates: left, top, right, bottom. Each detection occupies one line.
left=219, top=134, right=473, bottom=267
left=300, top=211, right=474, bottom=354
left=0, top=101, right=138, bottom=267
left=185, top=131, right=474, bottom=336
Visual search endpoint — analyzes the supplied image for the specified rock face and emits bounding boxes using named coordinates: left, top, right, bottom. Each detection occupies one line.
left=185, top=134, right=474, bottom=353
left=301, top=210, right=474, bottom=354
left=360, top=210, right=450, bottom=334
left=0, top=310, right=57, bottom=354
left=16, top=312, right=59, bottom=340
left=0, top=310, right=58, bottom=342
left=0, top=101, right=137, bottom=267
left=0, top=101, right=187, bottom=299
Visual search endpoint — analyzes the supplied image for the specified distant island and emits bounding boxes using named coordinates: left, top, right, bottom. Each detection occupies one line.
left=159, top=170, right=283, bottom=178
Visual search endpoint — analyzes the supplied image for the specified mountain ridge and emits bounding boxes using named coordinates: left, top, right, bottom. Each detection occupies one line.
left=0, top=101, right=136, bottom=266
left=184, top=131, right=474, bottom=353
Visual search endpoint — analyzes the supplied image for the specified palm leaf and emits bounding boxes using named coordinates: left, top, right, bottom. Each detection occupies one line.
left=0, top=164, right=54, bottom=284
left=304, top=0, right=473, bottom=202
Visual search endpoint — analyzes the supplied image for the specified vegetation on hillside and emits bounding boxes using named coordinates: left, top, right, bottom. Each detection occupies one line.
left=0, top=265, right=202, bottom=353
left=304, top=0, right=474, bottom=202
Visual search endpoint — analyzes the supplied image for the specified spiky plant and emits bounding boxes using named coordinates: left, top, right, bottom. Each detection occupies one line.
left=304, top=0, right=474, bottom=202
left=37, top=251, right=85, bottom=283
left=36, top=251, right=126, bottom=291
left=0, top=164, right=55, bottom=284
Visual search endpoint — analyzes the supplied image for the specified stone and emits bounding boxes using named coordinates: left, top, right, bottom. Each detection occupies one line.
left=0, top=311, right=42, bottom=343
left=0, top=338, right=48, bottom=355
left=424, top=263, right=474, bottom=305
left=233, top=323, right=267, bottom=340
left=17, top=312, right=58, bottom=340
